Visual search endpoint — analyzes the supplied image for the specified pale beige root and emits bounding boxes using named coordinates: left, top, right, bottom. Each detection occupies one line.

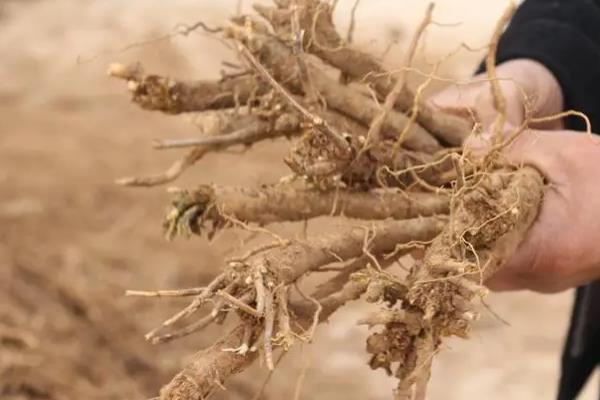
left=364, top=167, right=544, bottom=394
left=486, top=2, right=518, bottom=141
left=254, top=0, right=472, bottom=146
left=226, top=20, right=441, bottom=153
left=160, top=269, right=371, bottom=400
left=109, top=73, right=377, bottom=187
left=157, top=216, right=445, bottom=400
left=115, top=147, right=208, bottom=187
left=153, top=215, right=445, bottom=341
left=109, top=63, right=266, bottom=114
left=108, top=61, right=366, bottom=141
left=164, top=184, right=450, bottom=238
left=116, top=104, right=376, bottom=187
left=110, top=30, right=440, bottom=153
left=247, top=215, right=446, bottom=285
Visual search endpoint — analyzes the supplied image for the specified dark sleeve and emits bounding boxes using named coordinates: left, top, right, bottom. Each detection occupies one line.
left=493, top=0, right=600, bottom=131
left=492, top=4, right=600, bottom=400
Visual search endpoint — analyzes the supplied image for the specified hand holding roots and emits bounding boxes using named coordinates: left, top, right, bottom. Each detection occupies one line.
left=116, top=2, right=545, bottom=399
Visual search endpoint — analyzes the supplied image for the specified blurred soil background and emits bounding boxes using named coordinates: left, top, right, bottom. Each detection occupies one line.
left=0, top=0, right=596, bottom=399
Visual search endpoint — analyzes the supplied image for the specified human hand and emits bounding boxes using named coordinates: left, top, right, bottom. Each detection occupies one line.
left=489, top=130, right=600, bottom=292
left=429, top=59, right=600, bottom=293
left=431, top=58, right=564, bottom=133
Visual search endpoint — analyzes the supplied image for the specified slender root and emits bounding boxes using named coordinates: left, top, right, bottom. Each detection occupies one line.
left=486, top=2, right=517, bottom=141
left=150, top=314, right=216, bottom=345
left=365, top=3, right=434, bottom=145
left=126, top=287, right=206, bottom=298
left=217, top=290, right=262, bottom=318
left=144, top=274, right=227, bottom=340
left=117, top=113, right=301, bottom=187
left=254, top=269, right=266, bottom=317
left=263, top=289, right=276, bottom=370
left=116, top=147, right=207, bottom=187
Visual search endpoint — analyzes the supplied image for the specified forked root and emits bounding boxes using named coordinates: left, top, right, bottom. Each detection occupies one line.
left=143, top=215, right=446, bottom=399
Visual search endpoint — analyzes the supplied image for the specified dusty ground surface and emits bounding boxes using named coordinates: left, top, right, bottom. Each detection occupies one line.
left=0, top=1, right=596, bottom=399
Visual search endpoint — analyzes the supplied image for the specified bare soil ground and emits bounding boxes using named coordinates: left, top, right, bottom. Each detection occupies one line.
left=0, top=1, right=596, bottom=399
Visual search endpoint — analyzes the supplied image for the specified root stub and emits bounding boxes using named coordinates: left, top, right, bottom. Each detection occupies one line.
left=109, top=63, right=265, bottom=114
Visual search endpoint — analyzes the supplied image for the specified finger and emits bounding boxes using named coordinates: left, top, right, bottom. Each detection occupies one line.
left=484, top=274, right=525, bottom=292
left=428, top=81, right=485, bottom=125
left=503, top=129, right=578, bottom=186
left=429, top=83, right=480, bottom=111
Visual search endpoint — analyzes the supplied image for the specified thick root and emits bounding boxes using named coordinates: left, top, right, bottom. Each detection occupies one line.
left=164, top=184, right=449, bottom=238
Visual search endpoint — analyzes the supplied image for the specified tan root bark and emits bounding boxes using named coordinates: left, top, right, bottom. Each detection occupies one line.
left=254, top=0, right=473, bottom=146
left=165, top=184, right=450, bottom=238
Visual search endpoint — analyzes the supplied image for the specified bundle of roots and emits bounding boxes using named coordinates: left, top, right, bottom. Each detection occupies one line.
left=110, top=1, right=546, bottom=399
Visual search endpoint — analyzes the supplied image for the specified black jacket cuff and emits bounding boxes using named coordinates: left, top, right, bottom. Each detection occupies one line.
left=493, top=20, right=600, bottom=131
